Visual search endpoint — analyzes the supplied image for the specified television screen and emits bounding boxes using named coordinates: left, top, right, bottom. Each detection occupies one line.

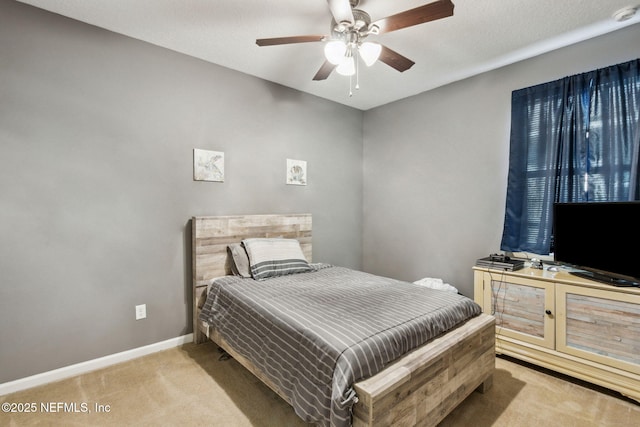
left=553, top=201, right=640, bottom=286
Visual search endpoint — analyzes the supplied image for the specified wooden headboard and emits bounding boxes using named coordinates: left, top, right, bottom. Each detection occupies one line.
left=192, top=213, right=312, bottom=343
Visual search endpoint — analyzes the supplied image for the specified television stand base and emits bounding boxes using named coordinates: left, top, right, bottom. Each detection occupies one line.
left=473, top=266, right=640, bottom=403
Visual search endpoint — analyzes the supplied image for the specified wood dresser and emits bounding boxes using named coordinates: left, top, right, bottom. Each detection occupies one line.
left=473, top=266, right=640, bottom=402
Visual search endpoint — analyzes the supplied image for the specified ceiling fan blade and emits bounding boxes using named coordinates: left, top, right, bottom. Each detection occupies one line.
left=313, top=60, right=337, bottom=81
left=378, top=45, right=415, bottom=72
left=372, top=0, right=454, bottom=34
left=256, top=35, right=325, bottom=47
left=327, top=0, right=354, bottom=25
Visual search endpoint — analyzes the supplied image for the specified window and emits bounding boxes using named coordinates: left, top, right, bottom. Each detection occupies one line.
left=501, top=59, right=640, bottom=255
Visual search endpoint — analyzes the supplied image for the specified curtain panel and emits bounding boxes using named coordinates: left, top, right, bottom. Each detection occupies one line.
left=501, top=59, right=640, bottom=255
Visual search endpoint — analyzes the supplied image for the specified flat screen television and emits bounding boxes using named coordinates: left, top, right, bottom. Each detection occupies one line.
left=553, top=201, right=640, bottom=287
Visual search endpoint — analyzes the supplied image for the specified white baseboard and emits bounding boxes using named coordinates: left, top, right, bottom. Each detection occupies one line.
left=0, top=333, right=194, bottom=396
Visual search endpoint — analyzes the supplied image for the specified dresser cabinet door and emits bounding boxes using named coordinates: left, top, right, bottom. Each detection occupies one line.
left=482, top=272, right=555, bottom=349
left=556, top=284, right=640, bottom=375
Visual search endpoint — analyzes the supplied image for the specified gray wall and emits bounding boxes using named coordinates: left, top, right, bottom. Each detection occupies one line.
left=0, top=1, right=363, bottom=383
left=363, top=23, right=640, bottom=297
left=2, top=0, right=640, bottom=386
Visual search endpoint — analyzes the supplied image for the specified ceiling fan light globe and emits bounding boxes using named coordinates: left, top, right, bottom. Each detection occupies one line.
left=324, top=40, right=347, bottom=65
left=336, top=57, right=356, bottom=76
left=359, top=42, right=381, bottom=66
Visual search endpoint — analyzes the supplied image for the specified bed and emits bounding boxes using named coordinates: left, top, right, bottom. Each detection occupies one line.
left=192, top=213, right=495, bottom=427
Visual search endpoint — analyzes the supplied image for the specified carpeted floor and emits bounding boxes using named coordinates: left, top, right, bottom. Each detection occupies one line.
left=1, top=342, right=638, bottom=426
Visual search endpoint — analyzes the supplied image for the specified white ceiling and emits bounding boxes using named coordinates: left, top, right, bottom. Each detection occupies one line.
left=17, top=0, right=640, bottom=110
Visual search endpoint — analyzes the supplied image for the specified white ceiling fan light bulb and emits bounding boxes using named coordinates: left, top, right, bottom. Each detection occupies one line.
left=359, top=42, right=381, bottom=67
left=324, top=40, right=347, bottom=65
left=336, top=56, right=356, bottom=76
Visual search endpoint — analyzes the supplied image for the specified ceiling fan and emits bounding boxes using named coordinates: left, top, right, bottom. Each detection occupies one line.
left=256, top=0, right=454, bottom=81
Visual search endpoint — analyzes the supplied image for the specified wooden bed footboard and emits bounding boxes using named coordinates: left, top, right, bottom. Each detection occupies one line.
left=352, top=313, right=495, bottom=427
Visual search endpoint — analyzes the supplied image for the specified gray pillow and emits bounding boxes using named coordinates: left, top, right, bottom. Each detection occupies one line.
left=227, top=243, right=252, bottom=278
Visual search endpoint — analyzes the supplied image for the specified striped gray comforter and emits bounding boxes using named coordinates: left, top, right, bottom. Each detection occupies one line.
left=199, top=264, right=481, bottom=427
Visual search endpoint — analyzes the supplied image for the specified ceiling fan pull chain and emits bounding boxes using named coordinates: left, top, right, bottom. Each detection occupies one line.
left=355, top=49, right=360, bottom=90
left=349, top=74, right=353, bottom=97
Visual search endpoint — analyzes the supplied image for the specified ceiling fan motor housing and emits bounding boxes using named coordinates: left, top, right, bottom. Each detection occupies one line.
left=332, top=9, right=372, bottom=40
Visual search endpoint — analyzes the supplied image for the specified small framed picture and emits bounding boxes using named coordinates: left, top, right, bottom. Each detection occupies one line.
left=286, top=159, right=307, bottom=186
left=193, top=149, right=224, bottom=182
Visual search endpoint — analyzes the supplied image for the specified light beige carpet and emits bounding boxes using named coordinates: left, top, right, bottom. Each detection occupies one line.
left=1, top=342, right=638, bottom=426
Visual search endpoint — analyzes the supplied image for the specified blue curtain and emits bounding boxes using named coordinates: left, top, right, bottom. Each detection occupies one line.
left=501, top=59, right=640, bottom=255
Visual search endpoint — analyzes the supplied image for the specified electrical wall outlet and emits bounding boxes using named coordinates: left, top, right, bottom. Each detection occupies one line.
left=135, top=304, right=146, bottom=320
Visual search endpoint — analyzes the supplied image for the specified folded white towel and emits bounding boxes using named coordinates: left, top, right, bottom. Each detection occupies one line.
left=413, top=277, right=459, bottom=293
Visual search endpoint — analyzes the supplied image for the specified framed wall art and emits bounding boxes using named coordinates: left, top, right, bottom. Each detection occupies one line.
left=286, top=159, right=307, bottom=186
left=193, top=149, right=224, bottom=182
